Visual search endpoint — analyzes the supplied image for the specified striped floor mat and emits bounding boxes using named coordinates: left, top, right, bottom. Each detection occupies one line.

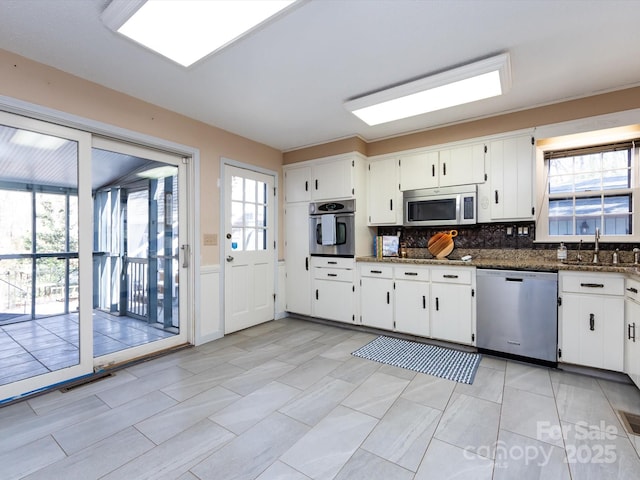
left=352, top=336, right=481, bottom=384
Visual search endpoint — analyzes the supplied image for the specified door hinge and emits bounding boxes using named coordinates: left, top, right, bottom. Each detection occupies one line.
left=472, top=333, right=475, bottom=342
left=472, top=288, right=475, bottom=297
left=182, top=157, right=190, bottom=164
left=558, top=348, right=562, bottom=358
left=273, top=187, right=276, bottom=196
left=531, top=136, right=535, bottom=145
left=352, top=160, right=355, bottom=167
left=557, top=296, right=562, bottom=307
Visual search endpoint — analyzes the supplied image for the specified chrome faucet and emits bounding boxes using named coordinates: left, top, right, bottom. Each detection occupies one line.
left=592, top=227, right=600, bottom=264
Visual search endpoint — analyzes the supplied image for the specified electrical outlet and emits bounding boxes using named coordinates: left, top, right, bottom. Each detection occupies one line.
left=523, top=226, right=529, bottom=236
left=506, top=226, right=513, bottom=236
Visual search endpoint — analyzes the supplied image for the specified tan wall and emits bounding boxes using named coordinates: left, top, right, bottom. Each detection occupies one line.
left=0, top=49, right=284, bottom=265
left=283, top=86, right=640, bottom=162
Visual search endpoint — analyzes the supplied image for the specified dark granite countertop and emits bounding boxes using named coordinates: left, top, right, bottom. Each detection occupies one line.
left=356, top=248, right=640, bottom=277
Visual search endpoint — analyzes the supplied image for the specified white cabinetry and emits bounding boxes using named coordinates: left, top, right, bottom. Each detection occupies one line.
left=284, top=203, right=311, bottom=315
left=367, top=158, right=402, bottom=225
left=430, top=267, right=475, bottom=345
left=399, top=143, right=485, bottom=191
left=356, top=262, right=475, bottom=345
left=559, top=272, right=624, bottom=371
left=284, top=154, right=361, bottom=203
left=399, top=150, right=439, bottom=190
left=359, top=264, right=394, bottom=330
left=480, top=134, right=534, bottom=222
left=394, top=266, right=430, bottom=336
left=625, top=277, right=640, bottom=387
left=311, top=257, right=355, bottom=324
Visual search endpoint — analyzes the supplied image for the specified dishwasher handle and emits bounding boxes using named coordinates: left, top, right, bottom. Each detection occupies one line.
left=505, top=277, right=524, bottom=282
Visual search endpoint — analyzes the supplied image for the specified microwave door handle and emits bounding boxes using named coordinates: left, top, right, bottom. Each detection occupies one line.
left=456, top=195, right=462, bottom=224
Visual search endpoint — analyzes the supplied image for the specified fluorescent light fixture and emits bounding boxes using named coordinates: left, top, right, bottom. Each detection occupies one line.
left=11, top=130, right=68, bottom=150
left=345, top=53, right=512, bottom=126
left=101, top=0, right=296, bottom=67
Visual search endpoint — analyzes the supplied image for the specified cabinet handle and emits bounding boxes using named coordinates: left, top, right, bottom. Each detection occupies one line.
left=305, top=257, right=309, bottom=271
left=328, top=261, right=338, bottom=265
left=627, top=287, right=639, bottom=294
left=443, top=163, right=447, bottom=176
left=327, top=273, right=337, bottom=277
left=581, top=283, right=604, bottom=288
left=404, top=272, right=418, bottom=276
left=315, top=179, right=318, bottom=190
left=390, top=199, right=393, bottom=211
left=629, top=322, right=636, bottom=342
left=305, top=180, right=308, bottom=192
left=436, top=297, right=439, bottom=311
left=315, top=289, right=319, bottom=300
left=495, top=190, right=499, bottom=204
left=443, top=274, right=459, bottom=279
left=422, top=295, right=426, bottom=309
left=589, top=313, right=595, bottom=331
left=386, top=291, right=390, bottom=304
left=370, top=270, right=382, bottom=274
left=432, top=164, right=435, bottom=177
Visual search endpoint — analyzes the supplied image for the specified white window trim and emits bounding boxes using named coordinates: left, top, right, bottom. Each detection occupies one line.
left=535, top=131, right=640, bottom=243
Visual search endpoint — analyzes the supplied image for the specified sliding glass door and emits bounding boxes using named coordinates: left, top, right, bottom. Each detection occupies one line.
left=0, top=113, right=191, bottom=403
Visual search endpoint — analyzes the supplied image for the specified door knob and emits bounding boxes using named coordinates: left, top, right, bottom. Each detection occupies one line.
left=226, top=255, right=234, bottom=262
left=226, top=233, right=232, bottom=239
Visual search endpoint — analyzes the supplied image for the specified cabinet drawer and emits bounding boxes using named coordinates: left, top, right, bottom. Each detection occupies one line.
left=311, top=257, right=354, bottom=269
left=431, top=267, right=472, bottom=284
left=626, top=277, right=640, bottom=302
left=561, top=273, right=624, bottom=295
left=313, top=268, right=354, bottom=282
left=359, top=264, right=393, bottom=278
left=394, top=266, right=430, bottom=281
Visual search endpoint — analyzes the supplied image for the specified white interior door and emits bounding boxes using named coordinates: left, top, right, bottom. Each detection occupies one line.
left=223, top=164, right=275, bottom=334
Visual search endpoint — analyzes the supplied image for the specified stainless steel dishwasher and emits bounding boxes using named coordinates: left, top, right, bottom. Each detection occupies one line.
left=476, top=269, right=558, bottom=364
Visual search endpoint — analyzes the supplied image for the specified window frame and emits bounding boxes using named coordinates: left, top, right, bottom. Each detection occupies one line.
left=535, top=137, right=640, bottom=243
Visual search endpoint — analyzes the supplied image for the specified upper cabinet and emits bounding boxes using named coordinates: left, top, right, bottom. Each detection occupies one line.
left=367, top=157, right=402, bottom=225
left=478, top=133, right=535, bottom=222
left=399, top=142, right=485, bottom=191
left=284, top=154, right=363, bottom=203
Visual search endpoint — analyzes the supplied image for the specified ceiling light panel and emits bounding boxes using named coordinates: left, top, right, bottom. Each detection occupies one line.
left=102, top=0, right=296, bottom=67
left=345, top=53, right=511, bottom=126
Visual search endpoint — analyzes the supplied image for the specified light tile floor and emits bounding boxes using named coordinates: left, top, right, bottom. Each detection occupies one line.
left=2, top=316, right=640, bottom=479
left=0, top=311, right=176, bottom=386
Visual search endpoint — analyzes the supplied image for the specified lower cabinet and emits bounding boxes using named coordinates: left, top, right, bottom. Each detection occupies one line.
left=558, top=272, right=624, bottom=372
left=395, top=278, right=430, bottom=337
left=312, top=257, right=355, bottom=324
left=430, top=268, right=475, bottom=345
left=358, top=262, right=475, bottom=345
left=625, top=277, right=640, bottom=387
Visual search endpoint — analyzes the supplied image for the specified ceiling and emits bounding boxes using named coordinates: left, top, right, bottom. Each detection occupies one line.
left=1, top=0, right=640, bottom=152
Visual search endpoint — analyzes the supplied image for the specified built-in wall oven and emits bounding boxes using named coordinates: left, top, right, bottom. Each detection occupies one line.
left=309, top=199, right=355, bottom=257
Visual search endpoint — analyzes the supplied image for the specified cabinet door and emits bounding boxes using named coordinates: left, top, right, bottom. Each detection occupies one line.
left=368, top=158, right=400, bottom=225
left=284, top=166, right=311, bottom=203
left=313, top=279, right=354, bottom=323
left=399, top=151, right=439, bottom=190
left=312, top=159, right=353, bottom=200
left=360, top=276, right=394, bottom=330
left=489, top=135, right=534, bottom=220
left=395, top=280, right=429, bottom=336
left=430, top=283, right=473, bottom=344
left=439, top=143, right=485, bottom=187
left=560, top=294, right=624, bottom=371
left=284, top=203, right=310, bottom=315
left=625, top=299, right=640, bottom=387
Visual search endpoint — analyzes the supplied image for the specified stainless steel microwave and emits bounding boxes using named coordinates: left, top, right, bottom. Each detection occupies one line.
left=403, top=185, right=477, bottom=226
